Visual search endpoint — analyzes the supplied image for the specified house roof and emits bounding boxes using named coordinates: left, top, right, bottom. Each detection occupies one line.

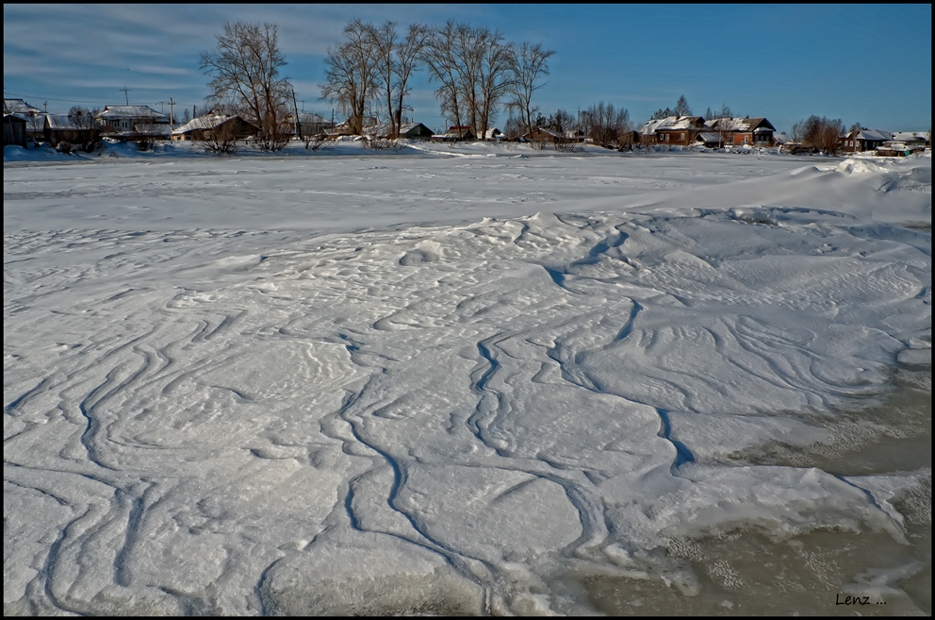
left=172, top=114, right=241, bottom=135
left=638, top=115, right=705, bottom=134
left=695, top=132, right=723, bottom=143
left=845, top=127, right=890, bottom=142
left=705, top=117, right=774, bottom=132
left=523, top=127, right=564, bottom=139
left=45, top=114, right=83, bottom=130
left=97, top=105, right=168, bottom=120
left=4, top=113, right=28, bottom=124
left=365, top=121, right=434, bottom=137
left=4, top=99, right=43, bottom=115
left=890, top=131, right=929, bottom=143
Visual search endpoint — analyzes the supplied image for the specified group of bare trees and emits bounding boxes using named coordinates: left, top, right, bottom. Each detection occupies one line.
left=320, top=19, right=554, bottom=140
left=320, top=19, right=427, bottom=138
left=199, top=19, right=554, bottom=147
left=791, top=115, right=846, bottom=154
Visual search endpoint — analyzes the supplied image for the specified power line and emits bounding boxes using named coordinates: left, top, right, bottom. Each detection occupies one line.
left=4, top=90, right=184, bottom=110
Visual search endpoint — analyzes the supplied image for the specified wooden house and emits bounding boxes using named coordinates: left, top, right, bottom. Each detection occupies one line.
left=521, top=127, right=570, bottom=143
left=637, top=116, right=706, bottom=145
left=840, top=127, right=890, bottom=153
left=704, top=117, right=776, bottom=146
left=43, top=114, right=101, bottom=148
left=367, top=122, right=435, bottom=140
left=887, top=132, right=929, bottom=149
left=431, top=125, right=476, bottom=142
left=96, top=105, right=171, bottom=139
left=171, top=114, right=257, bottom=141
left=4, top=98, right=46, bottom=141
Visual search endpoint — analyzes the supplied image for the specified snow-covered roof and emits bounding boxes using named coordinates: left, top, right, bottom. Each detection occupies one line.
left=845, top=128, right=890, bottom=142
left=97, top=105, right=168, bottom=120
left=4, top=99, right=42, bottom=115
left=695, top=132, right=722, bottom=143
left=172, top=114, right=237, bottom=135
left=45, top=114, right=82, bottom=130
left=522, top=127, right=565, bottom=139
left=638, top=116, right=704, bottom=134
left=704, top=117, right=774, bottom=132
left=364, top=122, right=433, bottom=138
left=890, top=131, right=930, bottom=143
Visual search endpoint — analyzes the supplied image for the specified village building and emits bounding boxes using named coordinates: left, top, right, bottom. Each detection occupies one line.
left=366, top=122, right=435, bottom=140
left=637, top=116, right=706, bottom=145
left=694, top=132, right=725, bottom=148
left=705, top=117, right=776, bottom=147
left=4, top=98, right=46, bottom=141
left=291, top=112, right=334, bottom=138
left=42, top=113, right=101, bottom=148
left=328, top=116, right=378, bottom=138
left=840, top=127, right=890, bottom=153
left=889, top=131, right=930, bottom=149
left=521, top=127, right=571, bottom=143
left=171, top=113, right=257, bottom=142
left=4, top=114, right=28, bottom=147
left=96, top=105, right=171, bottom=140
left=431, top=126, right=476, bottom=142
left=4, top=98, right=43, bottom=117
left=876, top=132, right=930, bottom=157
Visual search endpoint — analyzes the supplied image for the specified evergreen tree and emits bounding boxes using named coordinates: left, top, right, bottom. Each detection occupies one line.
left=674, top=94, right=691, bottom=116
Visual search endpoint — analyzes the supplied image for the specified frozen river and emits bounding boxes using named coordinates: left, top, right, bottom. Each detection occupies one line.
left=4, top=141, right=931, bottom=615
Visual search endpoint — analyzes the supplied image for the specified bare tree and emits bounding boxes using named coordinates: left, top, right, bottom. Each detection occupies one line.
left=452, top=23, right=482, bottom=137
left=133, top=123, right=162, bottom=152
left=371, top=21, right=428, bottom=138
left=203, top=117, right=240, bottom=154
left=67, top=106, right=103, bottom=152
left=321, top=19, right=381, bottom=136
left=505, top=40, right=554, bottom=139
left=476, top=29, right=514, bottom=139
left=421, top=21, right=466, bottom=135
left=200, top=22, right=292, bottom=151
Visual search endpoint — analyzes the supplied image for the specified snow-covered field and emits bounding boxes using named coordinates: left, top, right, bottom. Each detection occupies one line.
left=4, top=140, right=931, bottom=615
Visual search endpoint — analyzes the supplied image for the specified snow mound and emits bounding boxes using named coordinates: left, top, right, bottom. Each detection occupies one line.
left=833, top=158, right=891, bottom=175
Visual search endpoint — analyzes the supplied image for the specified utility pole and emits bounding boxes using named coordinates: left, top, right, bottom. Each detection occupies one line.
left=292, top=88, right=301, bottom=140
left=120, top=86, right=130, bottom=105
left=168, top=97, right=175, bottom=129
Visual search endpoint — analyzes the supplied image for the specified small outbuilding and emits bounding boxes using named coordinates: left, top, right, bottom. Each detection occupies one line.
left=521, top=127, right=570, bottom=143
left=431, top=125, right=476, bottom=142
left=367, top=122, right=435, bottom=140
left=4, top=114, right=28, bottom=147
left=43, top=114, right=101, bottom=148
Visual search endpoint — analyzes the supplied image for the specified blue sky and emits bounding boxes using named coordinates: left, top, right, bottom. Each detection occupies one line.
left=4, top=4, right=931, bottom=133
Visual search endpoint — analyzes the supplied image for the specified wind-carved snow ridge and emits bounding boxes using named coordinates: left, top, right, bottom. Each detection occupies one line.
left=4, top=194, right=930, bottom=614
